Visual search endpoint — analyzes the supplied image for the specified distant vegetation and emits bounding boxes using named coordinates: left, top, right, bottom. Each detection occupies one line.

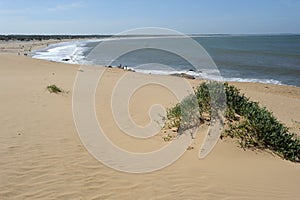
left=165, top=81, right=300, bottom=162
left=0, top=35, right=112, bottom=41
left=0, top=34, right=237, bottom=42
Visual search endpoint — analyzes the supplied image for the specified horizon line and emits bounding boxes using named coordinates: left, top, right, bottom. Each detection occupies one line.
left=1, top=33, right=299, bottom=36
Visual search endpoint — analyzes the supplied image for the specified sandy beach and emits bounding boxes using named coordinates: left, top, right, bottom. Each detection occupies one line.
left=1, top=40, right=300, bottom=199
left=0, top=39, right=62, bottom=56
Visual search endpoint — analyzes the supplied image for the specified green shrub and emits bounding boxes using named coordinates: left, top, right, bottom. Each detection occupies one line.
left=165, top=81, right=300, bottom=162
left=223, top=82, right=300, bottom=162
left=47, top=84, right=63, bottom=93
left=165, top=94, right=200, bottom=134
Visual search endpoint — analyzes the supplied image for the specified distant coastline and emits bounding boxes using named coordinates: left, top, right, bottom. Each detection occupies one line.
left=1, top=33, right=300, bottom=41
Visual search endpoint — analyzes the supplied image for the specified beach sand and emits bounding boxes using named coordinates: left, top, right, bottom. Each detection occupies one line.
left=0, top=39, right=63, bottom=56
left=1, top=41, right=300, bottom=199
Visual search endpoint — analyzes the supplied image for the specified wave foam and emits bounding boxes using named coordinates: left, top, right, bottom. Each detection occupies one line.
left=133, top=68, right=283, bottom=85
left=31, top=40, right=284, bottom=86
left=32, top=41, right=90, bottom=64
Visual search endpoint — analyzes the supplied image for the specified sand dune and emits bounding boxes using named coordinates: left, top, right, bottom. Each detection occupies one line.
left=1, top=51, right=300, bottom=199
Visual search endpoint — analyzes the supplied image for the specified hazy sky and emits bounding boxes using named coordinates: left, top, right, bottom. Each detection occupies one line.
left=0, top=0, right=299, bottom=34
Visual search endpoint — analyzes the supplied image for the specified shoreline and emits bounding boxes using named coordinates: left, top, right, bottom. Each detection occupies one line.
left=0, top=38, right=83, bottom=56
left=1, top=41, right=300, bottom=199
left=27, top=38, right=300, bottom=87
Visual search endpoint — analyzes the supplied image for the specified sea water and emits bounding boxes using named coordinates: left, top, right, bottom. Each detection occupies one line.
left=32, top=35, right=300, bottom=86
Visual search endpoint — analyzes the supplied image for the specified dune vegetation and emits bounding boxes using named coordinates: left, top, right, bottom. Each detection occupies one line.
left=166, top=81, right=300, bottom=162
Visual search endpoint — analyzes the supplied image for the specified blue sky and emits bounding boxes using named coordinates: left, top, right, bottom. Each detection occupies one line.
left=0, top=0, right=299, bottom=34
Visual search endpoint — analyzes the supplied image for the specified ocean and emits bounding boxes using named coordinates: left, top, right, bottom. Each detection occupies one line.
left=32, top=35, right=300, bottom=87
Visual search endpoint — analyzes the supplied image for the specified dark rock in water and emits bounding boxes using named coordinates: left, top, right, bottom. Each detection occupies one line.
left=127, top=68, right=135, bottom=72
left=62, top=58, right=70, bottom=61
left=189, top=69, right=195, bottom=72
left=171, top=73, right=195, bottom=79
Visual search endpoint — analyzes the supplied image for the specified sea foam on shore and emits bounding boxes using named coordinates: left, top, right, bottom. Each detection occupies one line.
left=31, top=35, right=300, bottom=86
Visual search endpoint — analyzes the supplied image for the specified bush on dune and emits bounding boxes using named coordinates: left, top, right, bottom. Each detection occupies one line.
left=165, top=81, right=300, bottom=162
left=47, top=84, right=63, bottom=94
